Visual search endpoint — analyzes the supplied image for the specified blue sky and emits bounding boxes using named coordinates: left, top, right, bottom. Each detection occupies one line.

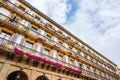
left=26, top=0, right=120, bottom=68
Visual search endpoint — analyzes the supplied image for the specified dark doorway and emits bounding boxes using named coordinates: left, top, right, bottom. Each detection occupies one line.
left=36, top=75, right=49, bottom=80
left=7, top=71, right=28, bottom=80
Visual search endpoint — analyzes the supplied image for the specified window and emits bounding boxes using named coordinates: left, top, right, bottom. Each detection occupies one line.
left=101, top=72, right=104, bottom=77
left=25, top=8, right=31, bottom=17
left=43, top=49, right=49, bottom=59
left=52, top=36, right=58, bottom=43
left=74, top=60, right=80, bottom=70
left=64, top=55, right=69, bottom=66
left=0, top=32, right=10, bottom=46
left=18, top=5, right=25, bottom=14
left=46, top=35, right=51, bottom=43
left=85, top=47, right=88, bottom=51
left=53, top=26, right=58, bottom=31
left=96, top=69, right=99, bottom=75
left=93, top=59, right=96, bottom=63
left=90, top=66, right=94, bottom=72
left=24, top=42, right=32, bottom=53
left=41, top=18, right=47, bottom=24
left=9, top=14, right=19, bottom=26
left=69, top=60, right=72, bottom=65
left=51, top=50, right=58, bottom=62
left=34, top=43, right=44, bottom=55
left=58, top=55, right=62, bottom=63
left=72, top=48, right=77, bottom=55
left=30, top=11, right=35, bottom=19
left=74, top=60, right=79, bottom=67
left=106, top=73, right=108, bottom=78
left=29, top=26, right=37, bottom=36
left=78, top=42, right=82, bottom=48
left=80, top=52, right=85, bottom=57
left=0, top=32, right=10, bottom=40
left=63, top=43, right=68, bottom=48
left=11, top=34, right=25, bottom=45
left=38, top=29, right=46, bottom=37
left=69, top=60, right=73, bottom=68
left=87, top=56, right=91, bottom=60
left=83, top=64, right=87, bottom=70
left=21, top=20, right=31, bottom=29
left=9, top=34, right=25, bottom=49
left=10, top=0, right=19, bottom=7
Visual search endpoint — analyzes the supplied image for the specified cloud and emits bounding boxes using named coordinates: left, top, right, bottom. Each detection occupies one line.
left=65, top=0, right=120, bottom=67
left=26, top=0, right=71, bottom=24
left=25, top=0, right=120, bottom=67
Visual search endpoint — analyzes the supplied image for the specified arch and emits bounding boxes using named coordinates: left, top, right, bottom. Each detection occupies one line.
left=6, top=70, right=28, bottom=80
left=36, top=75, right=49, bottom=80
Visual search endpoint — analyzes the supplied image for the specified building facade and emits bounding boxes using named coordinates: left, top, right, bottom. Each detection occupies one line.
left=0, top=0, right=119, bottom=80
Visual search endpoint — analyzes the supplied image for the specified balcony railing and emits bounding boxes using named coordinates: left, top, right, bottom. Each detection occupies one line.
left=0, top=13, right=119, bottom=78
left=0, top=36, right=81, bottom=70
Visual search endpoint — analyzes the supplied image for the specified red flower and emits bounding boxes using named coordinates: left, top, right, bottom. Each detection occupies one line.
left=38, top=36, right=45, bottom=42
left=3, top=0, right=9, bottom=2
left=76, top=56, right=79, bottom=58
left=53, top=43, right=60, bottom=49
left=14, top=48, right=24, bottom=56
left=26, top=53, right=34, bottom=60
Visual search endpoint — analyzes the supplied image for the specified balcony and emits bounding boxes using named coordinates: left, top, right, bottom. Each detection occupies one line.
left=0, top=36, right=83, bottom=76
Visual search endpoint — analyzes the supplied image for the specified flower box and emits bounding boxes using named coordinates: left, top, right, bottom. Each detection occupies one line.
left=3, top=0, right=9, bottom=2
left=64, top=66, right=82, bottom=74
left=26, top=53, right=34, bottom=60
left=54, top=63, right=62, bottom=68
left=14, top=48, right=24, bottom=56
left=46, top=60, right=55, bottom=65
left=38, top=36, right=45, bottom=42
left=24, top=51, right=82, bottom=74
left=76, top=56, right=79, bottom=58
left=53, top=44, right=60, bottom=49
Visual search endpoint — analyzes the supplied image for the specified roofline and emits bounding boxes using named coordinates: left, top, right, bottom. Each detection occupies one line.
left=19, top=0, right=117, bottom=66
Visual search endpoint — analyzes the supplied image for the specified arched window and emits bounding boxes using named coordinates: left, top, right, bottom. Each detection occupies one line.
left=6, top=71, right=28, bottom=80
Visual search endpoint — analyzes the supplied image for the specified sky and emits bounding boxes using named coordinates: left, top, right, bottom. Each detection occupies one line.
left=26, top=0, right=120, bottom=68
